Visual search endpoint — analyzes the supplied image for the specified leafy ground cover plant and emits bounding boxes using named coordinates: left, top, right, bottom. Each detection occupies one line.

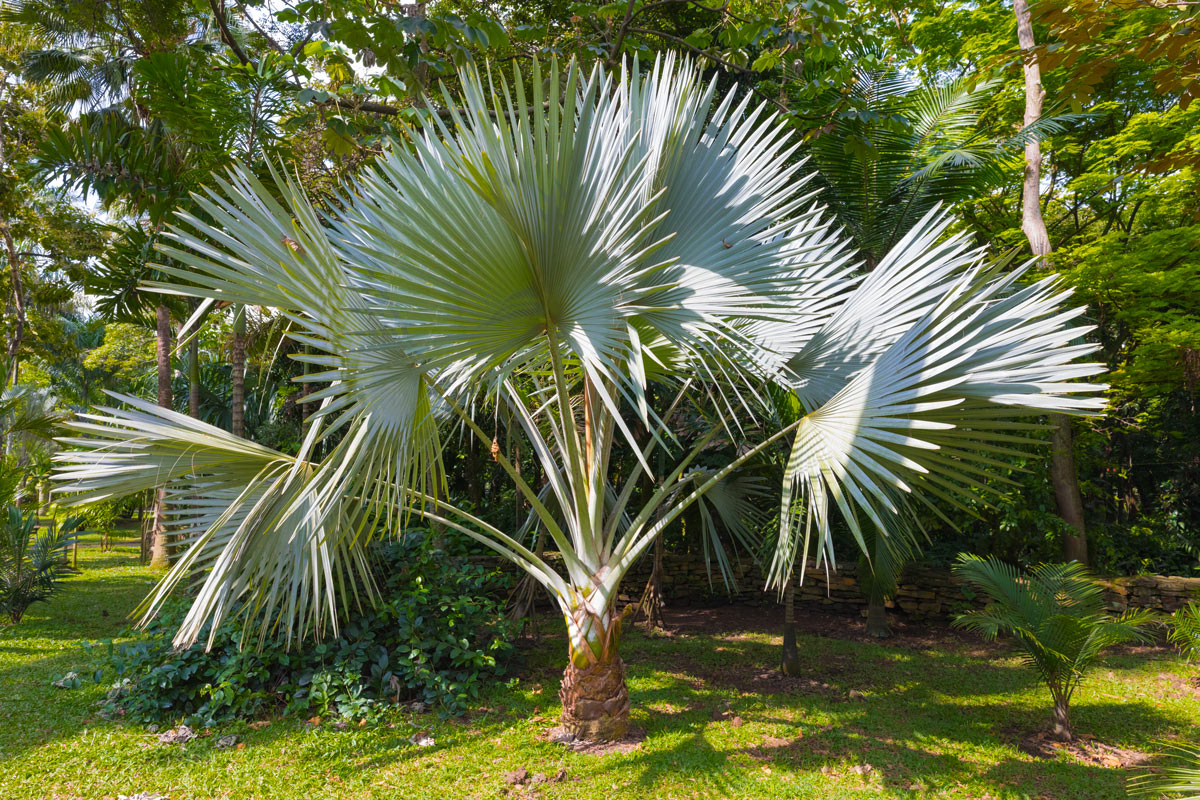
left=0, top=507, right=81, bottom=623
left=952, top=554, right=1157, bottom=740
left=85, top=534, right=517, bottom=725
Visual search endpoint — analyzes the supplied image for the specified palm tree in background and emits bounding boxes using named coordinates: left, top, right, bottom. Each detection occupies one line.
left=54, top=57, right=1105, bottom=741
left=8, top=0, right=290, bottom=564
left=802, top=68, right=1078, bottom=636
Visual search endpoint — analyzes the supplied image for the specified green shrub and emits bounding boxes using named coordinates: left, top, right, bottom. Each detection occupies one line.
left=85, top=534, right=518, bottom=725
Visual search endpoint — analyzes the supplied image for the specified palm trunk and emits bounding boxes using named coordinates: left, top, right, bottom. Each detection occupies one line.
left=231, top=304, right=246, bottom=438
left=1050, top=694, right=1072, bottom=741
left=2, top=222, right=25, bottom=388
left=188, top=334, right=200, bottom=418
left=866, top=596, right=890, bottom=638
left=1014, top=0, right=1089, bottom=564
left=149, top=303, right=173, bottom=570
left=781, top=573, right=801, bottom=675
left=560, top=601, right=630, bottom=741
left=636, top=532, right=665, bottom=629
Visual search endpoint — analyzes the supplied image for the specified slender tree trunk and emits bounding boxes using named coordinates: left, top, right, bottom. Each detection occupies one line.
left=636, top=533, right=666, bottom=629
left=150, top=304, right=173, bottom=570
left=2, top=223, right=25, bottom=388
left=188, top=334, right=200, bottom=418
left=560, top=600, right=630, bottom=741
left=1014, top=0, right=1089, bottom=565
left=866, top=596, right=891, bottom=638
left=781, top=573, right=801, bottom=675
left=231, top=304, right=246, bottom=438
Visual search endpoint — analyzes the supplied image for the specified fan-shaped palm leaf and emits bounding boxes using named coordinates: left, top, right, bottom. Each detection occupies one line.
left=56, top=56, right=1104, bottom=741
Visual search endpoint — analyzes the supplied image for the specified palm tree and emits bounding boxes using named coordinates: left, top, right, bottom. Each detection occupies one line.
left=952, top=554, right=1155, bottom=740
left=54, top=57, right=1105, bottom=741
left=0, top=506, right=81, bottom=623
left=802, top=69, right=1078, bottom=632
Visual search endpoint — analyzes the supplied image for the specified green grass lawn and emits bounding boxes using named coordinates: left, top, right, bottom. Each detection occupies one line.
left=2, top=545, right=1197, bottom=800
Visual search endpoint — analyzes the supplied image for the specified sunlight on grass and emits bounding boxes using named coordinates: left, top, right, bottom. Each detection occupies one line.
left=1, top=548, right=1197, bottom=799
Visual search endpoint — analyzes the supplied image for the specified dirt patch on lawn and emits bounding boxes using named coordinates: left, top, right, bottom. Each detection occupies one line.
left=1018, top=731, right=1150, bottom=768
left=540, top=726, right=646, bottom=756
left=656, top=605, right=976, bottom=651
left=1156, top=671, right=1200, bottom=699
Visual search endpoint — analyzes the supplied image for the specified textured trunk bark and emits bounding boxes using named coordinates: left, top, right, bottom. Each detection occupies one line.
left=1014, top=0, right=1089, bottom=563
left=560, top=605, right=630, bottom=741
left=150, top=304, right=173, bottom=570
left=636, top=533, right=665, bottom=629
left=781, top=573, right=801, bottom=675
left=231, top=304, right=246, bottom=438
left=559, top=654, right=631, bottom=742
left=866, top=597, right=891, bottom=638
left=1050, top=696, right=1073, bottom=741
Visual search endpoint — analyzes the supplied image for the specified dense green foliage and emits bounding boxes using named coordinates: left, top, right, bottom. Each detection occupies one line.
left=85, top=534, right=517, bottom=725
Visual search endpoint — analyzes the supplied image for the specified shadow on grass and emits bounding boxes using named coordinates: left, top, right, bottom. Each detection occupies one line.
left=3, top=582, right=1195, bottom=800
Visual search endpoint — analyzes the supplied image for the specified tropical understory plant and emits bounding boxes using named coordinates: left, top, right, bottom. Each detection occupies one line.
left=0, top=506, right=81, bottom=623
left=952, top=554, right=1156, bottom=741
left=54, top=57, right=1106, bottom=741
left=1167, top=601, right=1200, bottom=666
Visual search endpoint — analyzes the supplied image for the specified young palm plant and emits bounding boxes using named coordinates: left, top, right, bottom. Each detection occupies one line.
left=1168, top=601, right=1200, bottom=664
left=952, top=555, right=1155, bottom=740
left=0, top=507, right=81, bottom=623
left=54, top=57, right=1106, bottom=740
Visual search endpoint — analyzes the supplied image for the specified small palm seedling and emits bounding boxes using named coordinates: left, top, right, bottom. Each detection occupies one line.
left=952, top=554, right=1156, bottom=741
left=1168, top=601, right=1200, bottom=665
left=1130, top=741, right=1200, bottom=800
left=0, top=507, right=82, bottom=624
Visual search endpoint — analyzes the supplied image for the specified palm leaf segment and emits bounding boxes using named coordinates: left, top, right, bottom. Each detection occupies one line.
left=55, top=56, right=1104, bottom=648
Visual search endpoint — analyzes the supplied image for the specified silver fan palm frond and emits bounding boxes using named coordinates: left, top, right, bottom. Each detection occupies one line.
left=54, top=55, right=1105, bottom=742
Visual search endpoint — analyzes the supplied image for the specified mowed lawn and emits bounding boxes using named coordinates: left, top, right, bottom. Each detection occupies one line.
left=2, top=545, right=1198, bottom=800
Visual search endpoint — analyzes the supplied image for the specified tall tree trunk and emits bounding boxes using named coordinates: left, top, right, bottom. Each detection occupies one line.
left=188, top=334, right=200, bottom=418
left=560, top=600, right=630, bottom=741
left=150, top=303, right=173, bottom=570
left=231, top=304, right=246, bottom=438
left=1014, top=0, right=1089, bottom=565
left=2, top=223, right=25, bottom=388
left=781, top=573, right=801, bottom=675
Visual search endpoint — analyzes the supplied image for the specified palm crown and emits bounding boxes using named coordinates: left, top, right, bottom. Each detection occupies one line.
left=54, top=56, right=1106, bottom=741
